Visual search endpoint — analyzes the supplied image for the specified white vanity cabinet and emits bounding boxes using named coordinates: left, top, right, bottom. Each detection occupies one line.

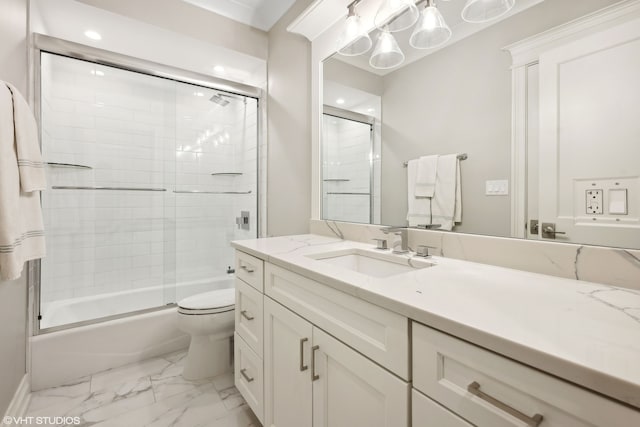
left=234, top=250, right=410, bottom=427
left=263, top=296, right=409, bottom=427
left=412, top=322, right=640, bottom=427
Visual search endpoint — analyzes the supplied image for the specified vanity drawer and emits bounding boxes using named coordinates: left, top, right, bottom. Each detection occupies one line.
left=235, top=278, right=263, bottom=356
left=265, top=263, right=409, bottom=380
left=413, top=389, right=473, bottom=427
left=235, top=251, right=264, bottom=291
left=412, top=323, right=640, bottom=427
left=234, top=332, right=264, bottom=423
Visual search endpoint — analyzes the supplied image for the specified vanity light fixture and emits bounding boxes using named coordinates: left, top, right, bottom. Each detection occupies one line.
left=369, top=27, right=405, bottom=69
left=374, top=0, right=420, bottom=33
left=338, top=0, right=518, bottom=70
left=410, top=0, right=451, bottom=49
left=338, top=0, right=373, bottom=56
left=461, top=0, right=515, bottom=23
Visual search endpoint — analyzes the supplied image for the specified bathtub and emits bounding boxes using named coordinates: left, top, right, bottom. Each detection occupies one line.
left=40, top=275, right=235, bottom=329
left=32, top=275, right=235, bottom=391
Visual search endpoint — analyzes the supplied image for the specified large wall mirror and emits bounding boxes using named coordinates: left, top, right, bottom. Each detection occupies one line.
left=318, top=0, right=640, bottom=250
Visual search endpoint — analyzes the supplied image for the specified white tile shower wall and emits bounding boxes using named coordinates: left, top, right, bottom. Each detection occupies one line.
left=322, top=116, right=372, bottom=223
left=40, top=54, right=258, bottom=311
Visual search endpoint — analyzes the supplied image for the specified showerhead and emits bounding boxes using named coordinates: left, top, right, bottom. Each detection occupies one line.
left=209, top=93, right=230, bottom=107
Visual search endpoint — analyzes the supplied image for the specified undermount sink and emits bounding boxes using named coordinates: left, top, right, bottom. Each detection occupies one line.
left=307, top=248, right=434, bottom=278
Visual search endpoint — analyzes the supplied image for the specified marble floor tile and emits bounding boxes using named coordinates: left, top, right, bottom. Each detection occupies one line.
left=27, top=350, right=256, bottom=427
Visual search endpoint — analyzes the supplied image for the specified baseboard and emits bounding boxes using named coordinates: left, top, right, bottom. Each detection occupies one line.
left=1, top=374, right=30, bottom=426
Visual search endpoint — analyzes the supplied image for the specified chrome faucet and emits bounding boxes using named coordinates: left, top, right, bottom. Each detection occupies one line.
left=381, top=226, right=409, bottom=254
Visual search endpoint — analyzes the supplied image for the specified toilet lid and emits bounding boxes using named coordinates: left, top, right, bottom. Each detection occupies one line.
left=178, top=288, right=235, bottom=310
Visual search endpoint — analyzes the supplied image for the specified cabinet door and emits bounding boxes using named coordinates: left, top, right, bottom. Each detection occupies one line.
left=312, top=327, right=409, bottom=427
left=264, top=297, right=313, bottom=427
left=413, top=389, right=473, bottom=427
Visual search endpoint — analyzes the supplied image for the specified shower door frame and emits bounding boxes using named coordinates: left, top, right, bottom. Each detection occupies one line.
left=30, top=33, right=264, bottom=335
left=321, top=105, right=375, bottom=224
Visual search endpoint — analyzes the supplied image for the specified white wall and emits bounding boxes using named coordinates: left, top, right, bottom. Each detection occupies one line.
left=380, top=0, right=622, bottom=236
left=76, top=0, right=268, bottom=60
left=266, top=0, right=313, bottom=236
left=31, top=0, right=267, bottom=88
left=0, top=0, right=29, bottom=415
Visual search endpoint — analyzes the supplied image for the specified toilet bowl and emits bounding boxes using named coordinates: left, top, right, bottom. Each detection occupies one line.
left=176, top=288, right=235, bottom=380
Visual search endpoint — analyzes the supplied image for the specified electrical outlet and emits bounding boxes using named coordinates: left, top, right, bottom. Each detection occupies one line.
left=586, top=189, right=603, bottom=214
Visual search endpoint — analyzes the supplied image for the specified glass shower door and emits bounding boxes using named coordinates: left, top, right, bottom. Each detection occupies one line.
left=173, top=84, right=258, bottom=302
left=38, top=51, right=259, bottom=330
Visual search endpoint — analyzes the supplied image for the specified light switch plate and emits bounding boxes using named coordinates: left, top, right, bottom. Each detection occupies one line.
left=586, top=189, right=603, bottom=214
left=609, top=188, right=628, bottom=215
left=485, top=180, right=509, bottom=196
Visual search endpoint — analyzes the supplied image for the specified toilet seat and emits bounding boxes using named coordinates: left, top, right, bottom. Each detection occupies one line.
left=177, top=288, right=235, bottom=315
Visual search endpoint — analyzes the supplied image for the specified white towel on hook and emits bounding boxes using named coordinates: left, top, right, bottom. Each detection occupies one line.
left=406, top=159, right=432, bottom=227
left=414, top=155, right=438, bottom=198
left=431, top=154, right=462, bottom=231
left=0, top=81, right=46, bottom=281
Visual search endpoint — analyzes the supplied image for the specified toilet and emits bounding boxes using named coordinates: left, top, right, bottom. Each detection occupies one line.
left=176, top=288, right=235, bottom=380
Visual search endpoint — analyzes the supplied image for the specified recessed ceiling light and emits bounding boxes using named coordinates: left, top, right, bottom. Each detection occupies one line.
left=336, top=98, right=345, bottom=105
left=367, top=107, right=375, bottom=112
left=194, top=92, right=204, bottom=97
left=214, top=65, right=225, bottom=73
left=84, top=30, right=102, bottom=41
left=91, top=70, right=104, bottom=76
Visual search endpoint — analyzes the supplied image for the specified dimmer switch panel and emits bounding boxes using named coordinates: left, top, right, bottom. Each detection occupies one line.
left=586, top=189, right=603, bottom=214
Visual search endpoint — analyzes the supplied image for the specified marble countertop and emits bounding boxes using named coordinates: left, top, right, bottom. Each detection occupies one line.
left=232, top=234, right=640, bottom=409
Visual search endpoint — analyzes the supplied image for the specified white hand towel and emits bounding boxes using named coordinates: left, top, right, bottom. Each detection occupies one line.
left=414, top=155, right=438, bottom=197
left=5, top=82, right=46, bottom=192
left=0, top=82, right=46, bottom=280
left=406, top=159, right=432, bottom=227
left=431, top=154, right=462, bottom=231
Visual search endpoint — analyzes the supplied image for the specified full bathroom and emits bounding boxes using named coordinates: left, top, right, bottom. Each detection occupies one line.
left=0, top=0, right=639, bottom=426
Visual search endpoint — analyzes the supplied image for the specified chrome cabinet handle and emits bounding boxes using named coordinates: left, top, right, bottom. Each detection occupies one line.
left=467, top=382, right=543, bottom=427
left=240, top=264, right=255, bottom=273
left=240, top=310, right=254, bottom=321
left=311, top=345, right=320, bottom=381
left=240, top=368, right=254, bottom=383
left=299, top=338, right=309, bottom=371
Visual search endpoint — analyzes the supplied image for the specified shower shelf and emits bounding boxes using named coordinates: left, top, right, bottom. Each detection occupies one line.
left=174, top=190, right=252, bottom=194
left=323, top=179, right=350, bottom=182
left=326, top=192, right=370, bottom=196
left=46, top=162, right=93, bottom=170
left=52, top=186, right=166, bottom=191
left=211, top=172, right=243, bottom=176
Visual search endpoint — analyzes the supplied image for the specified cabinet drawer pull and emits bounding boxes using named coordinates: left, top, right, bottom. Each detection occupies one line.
left=240, top=264, right=255, bottom=273
left=240, top=368, right=254, bottom=383
left=240, top=310, right=254, bottom=321
left=467, top=381, right=543, bottom=427
left=311, top=345, right=320, bottom=381
left=299, top=338, right=309, bottom=371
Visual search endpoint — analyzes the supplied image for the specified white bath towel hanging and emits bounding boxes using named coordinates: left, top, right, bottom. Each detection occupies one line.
left=406, top=159, right=432, bottom=227
left=0, top=81, right=46, bottom=281
left=414, top=155, right=438, bottom=197
left=431, top=154, right=462, bottom=231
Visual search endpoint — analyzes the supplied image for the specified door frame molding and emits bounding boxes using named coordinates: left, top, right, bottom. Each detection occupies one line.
left=504, top=0, right=640, bottom=238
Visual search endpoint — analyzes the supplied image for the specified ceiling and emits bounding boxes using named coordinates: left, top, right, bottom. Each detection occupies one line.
left=183, top=0, right=297, bottom=31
